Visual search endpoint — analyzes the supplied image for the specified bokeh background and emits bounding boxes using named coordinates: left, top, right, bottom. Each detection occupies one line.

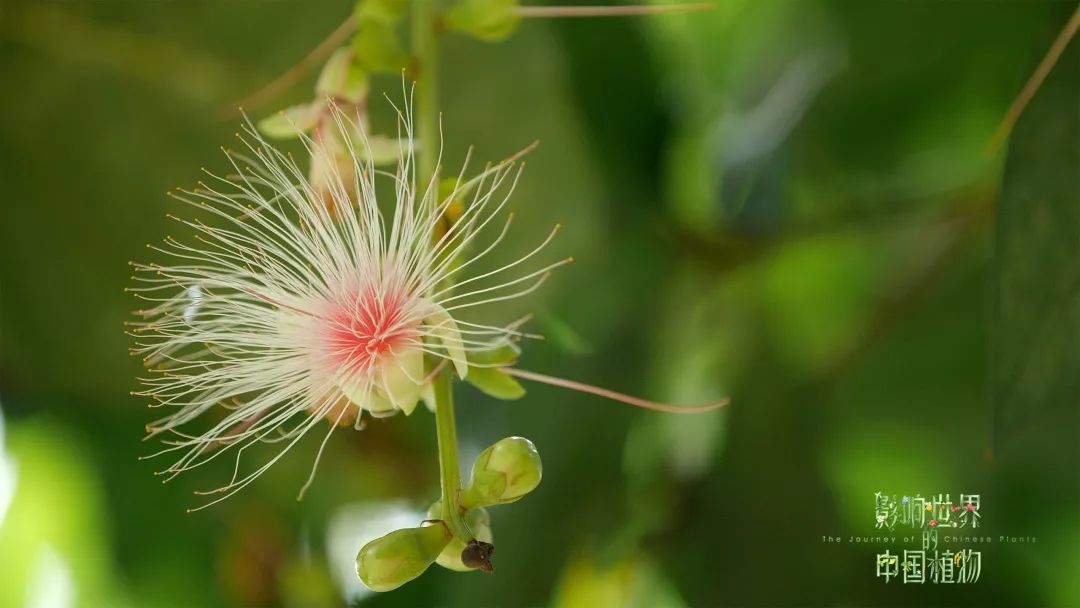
left=1, top=1, right=1078, bottom=606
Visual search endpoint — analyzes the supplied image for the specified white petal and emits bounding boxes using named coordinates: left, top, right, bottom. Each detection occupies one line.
left=376, top=347, right=424, bottom=415
left=425, top=302, right=468, bottom=379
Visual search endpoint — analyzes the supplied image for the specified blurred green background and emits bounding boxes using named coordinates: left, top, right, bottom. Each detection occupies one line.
left=1, top=1, right=1078, bottom=606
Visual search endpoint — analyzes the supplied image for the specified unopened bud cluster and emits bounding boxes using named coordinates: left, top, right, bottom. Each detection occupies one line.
left=356, top=436, right=542, bottom=590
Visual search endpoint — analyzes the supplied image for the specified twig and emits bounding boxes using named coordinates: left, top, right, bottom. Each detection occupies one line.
left=222, top=14, right=357, bottom=118
left=516, top=2, right=714, bottom=18
left=985, top=3, right=1080, bottom=156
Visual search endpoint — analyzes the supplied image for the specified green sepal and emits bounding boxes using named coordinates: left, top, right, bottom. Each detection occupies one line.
left=466, top=341, right=520, bottom=366
left=257, top=103, right=320, bottom=139
left=352, top=17, right=409, bottom=72
left=465, top=366, right=525, bottom=400
left=316, top=47, right=369, bottom=103
left=444, top=0, right=521, bottom=42
left=355, top=523, right=452, bottom=592
left=463, top=341, right=524, bottom=399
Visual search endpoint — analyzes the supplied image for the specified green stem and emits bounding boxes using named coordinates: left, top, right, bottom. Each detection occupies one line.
left=412, top=1, right=469, bottom=542
left=433, top=367, right=471, bottom=540
left=411, top=0, right=439, bottom=189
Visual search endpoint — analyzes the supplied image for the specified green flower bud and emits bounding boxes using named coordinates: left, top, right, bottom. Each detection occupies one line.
left=355, top=523, right=451, bottom=592
left=444, top=0, right=521, bottom=42
left=426, top=501, right=494, bottom=572
left=316, top=48, right=368, bottom=103
left=352, top=17, right=409, bottom=73
left=462, top=436, right=542, bottom=508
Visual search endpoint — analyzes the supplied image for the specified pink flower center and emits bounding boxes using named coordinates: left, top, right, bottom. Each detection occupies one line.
left=322, top=285, right=417, bottom=377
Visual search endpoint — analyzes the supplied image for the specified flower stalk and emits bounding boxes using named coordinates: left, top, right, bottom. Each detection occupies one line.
left=411, top=0, right=439, bottom=189
left=432, top=367, right=472, bottom=542
left=411, top=1, right=472, bottom=548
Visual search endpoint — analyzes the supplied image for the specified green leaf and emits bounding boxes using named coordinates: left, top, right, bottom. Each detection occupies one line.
left=465, top=366, right=525, bottom=400
left=316, top=47, right=369, bottom=103
left=993, top=29, right=1080, bottom=450
left=257, top=102, right=320, bottom=139
left=444, top=0, right=521, bottom=42
left=352, top=17, right=408, bottom=73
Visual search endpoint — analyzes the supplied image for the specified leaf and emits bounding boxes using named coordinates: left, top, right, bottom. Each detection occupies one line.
left=993, top=26, right=1080, bottom=449
left=466, top=366, right=525, bottom=400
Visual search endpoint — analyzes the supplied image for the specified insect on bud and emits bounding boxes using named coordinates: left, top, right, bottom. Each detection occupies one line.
left=355, top=523, right=452, bottom=592
left=427, top=502, right=494, bottom=572
left=460, top=539, right=496, bottom=573
left=461, top=436, right=542, bottom=509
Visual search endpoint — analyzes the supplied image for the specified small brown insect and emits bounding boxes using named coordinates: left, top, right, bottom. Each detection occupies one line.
left=461, top=539, right=495, bottom=573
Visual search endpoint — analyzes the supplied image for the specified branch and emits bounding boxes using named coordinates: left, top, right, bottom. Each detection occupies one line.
left=985, top=3, right=1080, bottom=156
left=221, top=14, right=356, bottom=118
left=516, top=2, right=715, bottom=18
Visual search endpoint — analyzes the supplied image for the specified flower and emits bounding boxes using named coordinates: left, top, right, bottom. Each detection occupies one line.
left=129, top=102, right=563, bottom=508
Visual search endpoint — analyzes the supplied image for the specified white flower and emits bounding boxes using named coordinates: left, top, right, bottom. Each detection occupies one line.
left=129, top=102, right=563, bottom=507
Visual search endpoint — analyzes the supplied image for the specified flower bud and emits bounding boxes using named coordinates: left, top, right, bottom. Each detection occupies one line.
left=355, top=523, right=451, bottom=592
left=461, top=436, right=542, bottom=508
left=444, top=0, right=521, bottom=42
left=315, top=48, right=368, bottom=104
left=426, top=502, right=494, bottom=572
